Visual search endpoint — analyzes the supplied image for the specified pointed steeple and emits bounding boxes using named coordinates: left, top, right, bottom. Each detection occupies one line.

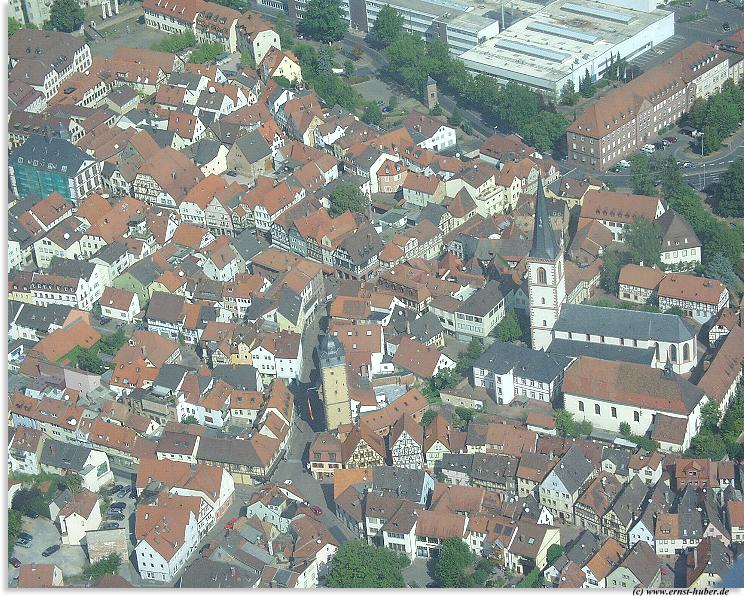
left=529, top=176, right=559, bottom=260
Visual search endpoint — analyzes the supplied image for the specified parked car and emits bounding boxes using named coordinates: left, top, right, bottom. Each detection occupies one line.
left=682, top=162, right=693, bottom=168
left=641, top=144, right=656, bottom=154
left=224, top=517, right=239, bottom=530
left=110, top=502, right=127, bottom=511
left=18, top=533, right=33, bottom=542
left=26, top=512, right=39, bottom=519
left=115, top=488, right=129, bottom=498
left=283, top=479, right=293, bottom=485
left=617, top=160, right=631, bottom=168
left=111, top=484, right=123, bottom=494
left=15, top=538, right=31, bottom=548
left=663, top=136, right=678, bottom=144
left=9, top=558, right=22, bottom=568
left=107, top=511, right=125, bottom=521
left=723, top=21, right=731, bottom=31
left=42, top=545, right=60, bottom=557
left=102, top=522, right=120, bottom=530
left=310, top=505, right=323, bottom=516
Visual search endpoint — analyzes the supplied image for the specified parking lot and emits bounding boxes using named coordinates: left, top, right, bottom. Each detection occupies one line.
left=9, top=515, right=88, bottom=580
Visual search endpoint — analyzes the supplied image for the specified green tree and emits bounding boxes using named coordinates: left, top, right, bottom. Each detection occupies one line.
left=704, top=253, right=740, bottom=290
left=49, top=0, right=84, bottom=32
left=660, top=155, right=685, bottom=200
left=181, top=415, right=200, bottom=425
left=369, top=4, right=404, bottom=47
left=715, top=158, right=744, bottom=217
left=329, top=183, right=367, bottom=216
left=600, top=249, right=631, bottom=295
left=623, top=217, right=661, bottom=266
left=579, top=69, right=595, bottom=98
left=455, top=338, right=483, bottom=377
left=388, top=95, right=398, bottom=109
left=152, top=30, right=196, bottom=53
left=240, top=51, right=256, bottom=69
left=12, top=487, right=49, bottom=518
left=619, top=421, right=631, bottom=437
left=362, top=101, right=383, bottom=126
left=700, top=125, right=721, bottom=155
left=665, top=306, right=685, bottom=317
left=448, top=107, right=463, bottom=127
left=386, top=33, right=431, bottom=95
left=495, top=311, right=523, bottom=343
left=455, top=407, right=475, bottom=426
left=343, top=59, right=355, bottom=77
left=547, top=544, right=564, bottom=565
left=8, top=510, right=22, bottom=555
left=326, top=540, right=405, bottom=588
left=630, top=153, right=656, bottom=196
left=517, top=567, right=543, bottom=588
left=98, top=329, right=126, bottom=356
left=435, top=537, right=473, bottom=588
left=689, top=430, right=727, bottom=460
left=298, top=0, right=347, bottom=43
left=83, top=554, right=122, bottom=580
left=701, top=401, right=721, bottom=433
left=559, top=80, right=579, bottom=106
left=421, top=409, right=438, bottom=427
left=8, top=17, right=37, bottom=36
left=76, top=348, right=106, bottom=374
left=316, top=46, right=334, bottom=74
left=687, top=98, right=707, bottom=130
left=274, top=15, right=295, bottom=49
left=189, top=42, right=225, bottom=64
left=555, top=409, right=579, bottom=438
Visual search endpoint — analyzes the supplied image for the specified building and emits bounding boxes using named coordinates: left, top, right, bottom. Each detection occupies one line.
left=656, top=210, right=702, bottom=270
left=52, top=489, right=102, bottom=546
left=10, top=135, right=101, bottom=203
left=563, top=357, right=706, bottom=452
left=528, top=177, right=566, bottom=351
left=263, top=0, right=500, bottom=56
left=579, top=189, right=665, bottom=242
left=552, top=304, right=698, bottom=374
left=459, top=0, right=675, bottom=97
left=539, top=445, right=596, bottom=524
left=473, top=340, right=567, bottom=404
left=656, top=274, right=729, bottom=324
left=389, top=414, right=424, bottom=470
left=17, top=564, right=64, bottom=588
left=319, top=335, right=353, bottom=431
left=567, top=41, right=733, bottom=170
left=309, top=432, right=343, bottom=480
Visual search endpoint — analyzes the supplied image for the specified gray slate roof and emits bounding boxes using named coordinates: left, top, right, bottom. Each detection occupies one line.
left=530, top=177, right=560, bottom=261
left=554, top=304, right=696, bottom=343
left=14, top=303, right=71, bottom=332
left=40, top=438, right=91, bottom=472
left=234, top=129, right=271, bottom=164
left=552, top=445, right=595, bottom=494
left=371, top=466, right=429, bottom=503
left=548, top=338, right=655, bottom=366
left=11, top=134, right=91, bottom=174
left=474, top=339, right=568, bottom=383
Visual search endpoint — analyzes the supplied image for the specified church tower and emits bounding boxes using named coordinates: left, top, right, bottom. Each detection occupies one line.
left=527, top=177, right=565, bottom=351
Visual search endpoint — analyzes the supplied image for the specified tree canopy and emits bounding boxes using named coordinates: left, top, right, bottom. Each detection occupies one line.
left=83, top=554, right=122, bottom=580
left=623, top=217, right=661, bottom=266
left=369, top=5, right=404, bottom=47
left=435, top=537, right=474, bottom=587
left=8, top=510, right=22, bottom=555
left=714, top=158, right=744, bottom=217
left=421, top=409, right=438, bottom=428
left=495, top=311, right=524, bottom=343
left=298, top=0, right=347, bottom=43
left=362, top=101, right=383, bottom=126
left=329, top=183, right=367, bottom=217
left=325, top=540, right=406, bottom=588
left=630, top=153, right=657, bottom=196
left=49, top=0, right=84, bottom=32
left=152, top=30, right=196, bottom=53
left=189, top=42, right=225, bottom=64
left=9, top=17, right=37, bottom=37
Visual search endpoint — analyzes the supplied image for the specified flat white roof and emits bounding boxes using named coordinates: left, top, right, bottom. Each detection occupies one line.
left=459, top=0, right=673, bottom=85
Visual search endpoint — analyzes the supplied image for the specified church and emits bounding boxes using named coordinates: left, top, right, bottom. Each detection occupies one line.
left=527, top=178, right=698, bottom=375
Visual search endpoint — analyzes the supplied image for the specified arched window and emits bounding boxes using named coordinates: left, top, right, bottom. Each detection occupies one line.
left=683, top=343, right=690, bottom=362
left=670, top=344, right=677, bottom=363
left=537, top=267, right=547, bottom=285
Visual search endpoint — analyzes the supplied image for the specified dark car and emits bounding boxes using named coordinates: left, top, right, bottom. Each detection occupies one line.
left=110, top=502, right=127, bottom=510
left=111, top=484, right=123, bottom=494
left=310, top=505, right=323, bottom=516
left=102, top=522, right=120, bottom=530
left=18, top=532, right=33, bottom=542
left=42, top=545, right=61, bottom=557
left=15, top=538, right=31, bottom=548
left=26, top=512, right=39, bottom=519
left=107, top=511, right=125, bottom=521
left=663, top=136, right=678, bottom=144
left=9, top=558, right=22, bottom=568
left=115, top=487, right=130, bottom=498
left=723, top=22, right=731, bottom=31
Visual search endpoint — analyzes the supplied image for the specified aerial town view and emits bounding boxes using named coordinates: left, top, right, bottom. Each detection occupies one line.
left=5, top=0, right=744, bottom=587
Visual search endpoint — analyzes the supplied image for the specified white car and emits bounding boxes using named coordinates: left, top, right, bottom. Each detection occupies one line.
left=283, top=479, right=293, bottom=485
left=641, top=144, right=656, bottom=154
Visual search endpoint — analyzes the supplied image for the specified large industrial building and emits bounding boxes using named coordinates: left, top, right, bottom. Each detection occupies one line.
left=260, top=0, right=502, bottom=55
left=459, top=0, right=675, bottom=96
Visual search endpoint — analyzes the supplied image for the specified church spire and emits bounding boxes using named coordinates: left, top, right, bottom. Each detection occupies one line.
left=529, top=176, right=559, bottom=260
